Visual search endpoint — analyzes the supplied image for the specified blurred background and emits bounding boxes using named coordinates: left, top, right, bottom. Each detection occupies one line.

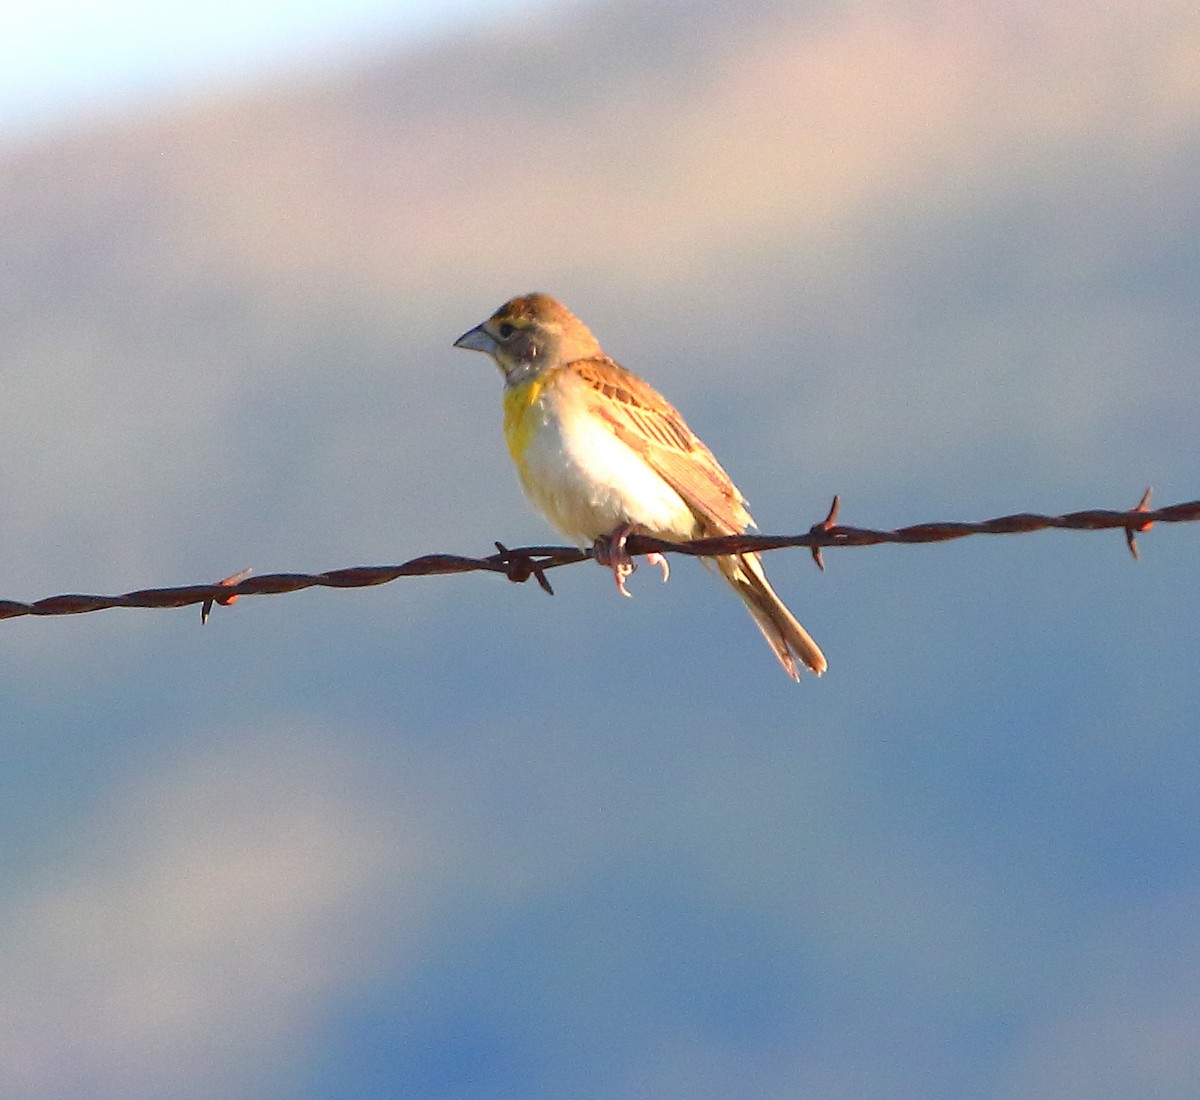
left=1, top=0, right=1198, bottom=1097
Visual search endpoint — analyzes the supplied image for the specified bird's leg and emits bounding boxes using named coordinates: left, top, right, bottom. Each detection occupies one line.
left=593, top=524, right=637, bottom=597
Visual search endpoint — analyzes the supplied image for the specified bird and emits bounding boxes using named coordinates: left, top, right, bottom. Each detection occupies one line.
left=454, top=293, right=826, bottom=680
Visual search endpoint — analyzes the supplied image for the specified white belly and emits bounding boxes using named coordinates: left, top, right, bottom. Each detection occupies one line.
left=518, top=409, right=699, bottom=546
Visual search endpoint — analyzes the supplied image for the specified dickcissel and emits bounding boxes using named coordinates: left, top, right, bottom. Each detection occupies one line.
left=455, top=293, right=826, bottom=680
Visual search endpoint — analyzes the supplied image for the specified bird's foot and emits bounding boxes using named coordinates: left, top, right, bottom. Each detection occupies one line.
left=593, top=525, right=636, bottom=597
left=592, top=528, right=671, bottom=596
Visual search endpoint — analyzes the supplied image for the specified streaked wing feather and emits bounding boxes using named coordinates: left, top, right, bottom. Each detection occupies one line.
left=571, top=357, right=750, bottom=534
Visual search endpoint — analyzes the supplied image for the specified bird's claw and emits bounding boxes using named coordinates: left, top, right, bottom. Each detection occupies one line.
left=594, top=525, right=636, bottom=597
left=613, top=559, right=635, bottom=597
left=593, top=528, right=670, bottom=596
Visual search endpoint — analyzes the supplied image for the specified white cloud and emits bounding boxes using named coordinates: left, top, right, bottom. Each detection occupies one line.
left=0, top=722, right=437, bottom=1099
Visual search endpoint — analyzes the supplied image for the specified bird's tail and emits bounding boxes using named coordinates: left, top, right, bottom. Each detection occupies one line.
left=717, top=552, right=827, bottom=680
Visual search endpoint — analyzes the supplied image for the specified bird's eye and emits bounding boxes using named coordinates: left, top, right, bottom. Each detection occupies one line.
left=497, top=322, right=515, bottom=339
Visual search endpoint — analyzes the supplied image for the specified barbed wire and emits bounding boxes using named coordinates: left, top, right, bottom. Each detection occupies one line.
left=0, top=489, right=1193, bottom=624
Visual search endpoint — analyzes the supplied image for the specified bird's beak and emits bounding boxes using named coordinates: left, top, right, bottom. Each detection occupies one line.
left=453, top=324, right=497, bottom=355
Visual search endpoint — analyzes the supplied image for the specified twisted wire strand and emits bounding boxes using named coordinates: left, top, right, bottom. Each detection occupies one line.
left=0, top=491, right=1192, bottom=623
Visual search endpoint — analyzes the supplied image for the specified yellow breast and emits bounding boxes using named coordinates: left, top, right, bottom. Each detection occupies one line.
left=502, top=374, right=552, bottom=474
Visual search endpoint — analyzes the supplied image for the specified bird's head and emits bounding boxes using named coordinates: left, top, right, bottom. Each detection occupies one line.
left=454, top=293, right=601, bottom=383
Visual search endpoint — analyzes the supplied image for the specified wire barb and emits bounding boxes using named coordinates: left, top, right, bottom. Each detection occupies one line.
left=494, top=542, right=556, bottom=595
left=1125, top=487, right=1154, bottom=561
left=201, top=568, right=253, bottom=623
left=809, top=495, right=840, bottom=572
left=1, top=493, right=1195, bottom=623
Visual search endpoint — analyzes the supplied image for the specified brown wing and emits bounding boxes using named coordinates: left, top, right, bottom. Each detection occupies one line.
left=570, top=356, right=752, bottom=535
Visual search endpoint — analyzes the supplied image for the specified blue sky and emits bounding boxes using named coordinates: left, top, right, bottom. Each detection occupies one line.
left=0, top=0, right=528, bottom=132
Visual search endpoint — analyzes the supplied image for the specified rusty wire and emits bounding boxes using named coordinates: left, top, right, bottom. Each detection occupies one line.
left=0, top=489, right=1194, bottom=624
